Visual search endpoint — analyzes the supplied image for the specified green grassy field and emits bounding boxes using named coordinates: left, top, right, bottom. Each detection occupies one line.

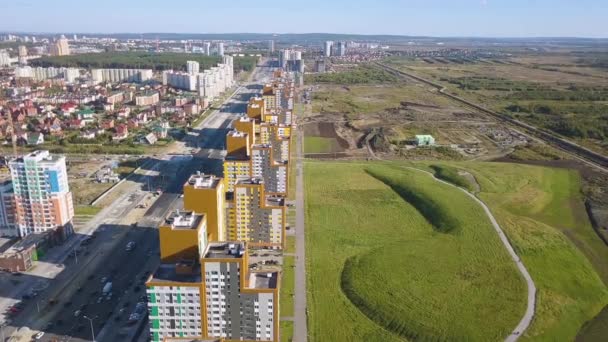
left=280, top=256, right=295, bottom=318
left=285, top=236, right=296, bottom=254
left=304, top=137, right=340, bottom=154
left=305, top=160, right=608, bottom=341
left=305, top=161, right=526, bottom=342
left=311, top=83, right=453, bottom=116
left=280, top=321, right=294, bottom=342
left=461, top=162, right=608, bottom=341
left=73, top=205, right=102, bottom=216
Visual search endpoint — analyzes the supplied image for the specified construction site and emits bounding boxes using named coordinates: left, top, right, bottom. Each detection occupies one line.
left=301, top=81, right=530, bottom=160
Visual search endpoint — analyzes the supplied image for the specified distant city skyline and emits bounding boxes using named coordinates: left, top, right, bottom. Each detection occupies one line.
left=0, top=0, right=606, bottom=38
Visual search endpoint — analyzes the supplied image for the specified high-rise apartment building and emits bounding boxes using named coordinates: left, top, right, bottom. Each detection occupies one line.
left=135, top=91, right=160, bottom=106
left=183, top=173, right=226, bottom=242
left=91, top=68, right=153, bottom=84
left=251, top=145, right=287, bottom=195
left=18, top=45, right=27, bottom=57
left=0, top=50, right=11, bottom=66
left=15, top=66, right=81, bottom=82
left=204, top=42, right=211, bottom=56
left=337, top=41, right=346, bottom=56
left=226, top=178, right=285, bottom=248
left=187, top=61, right=200, bottom=75
left=163, top=57, right=233, bottom=99
left=49, top=35, right=70, bottom=56
left=324, top=40, right=333, bottom=57
left=0, top=178, right=17, bottom=237
left=146, top=210, right=279, bottom=341
left=217, top=42, right=224, bottom=56
left=268, top=40, right=275, bottom=53
left=8, top=151, right=74, bottom=238
left=246, top=97, right=266, bottom=121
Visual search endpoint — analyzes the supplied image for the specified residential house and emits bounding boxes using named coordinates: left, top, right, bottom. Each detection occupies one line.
left=136, top=112, right=148, bottom=123
left=142, top=132, right=158, bottom=145
left=127, top=118, right=139, bottom=129
left=112, top=124, right=129, bottom=141
left=59, top=102, right=77, bottom=115
left=116, top=107, right=131, bottom=119
left=152, top=121, right=169, bottom=139
left=101, top=119, right=115, bottom=130
left=184, top=103, right=199, bottom=116
left=27, top=132, right=44, bottom=145
left=68, top=119, right=85, bottom=130
left=79, top=130, right=97, bottom=140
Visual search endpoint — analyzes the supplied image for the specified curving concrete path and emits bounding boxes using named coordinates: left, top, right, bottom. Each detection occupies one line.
left=404, top=167, right=536, bottom=342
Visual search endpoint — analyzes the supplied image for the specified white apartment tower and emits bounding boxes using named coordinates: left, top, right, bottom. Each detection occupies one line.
left=324, top=40, right=333, bottom=57
left=187, top=60, right=200, bottom=75
left=8, top=151, right=74, bottom=238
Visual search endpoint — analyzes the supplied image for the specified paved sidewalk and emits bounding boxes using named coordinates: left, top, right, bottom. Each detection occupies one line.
left=293, top=130, right=308, bottom=342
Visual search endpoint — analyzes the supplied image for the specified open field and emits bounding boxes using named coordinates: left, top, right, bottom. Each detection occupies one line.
left=305, top=161, right=526, bottom=341
left=304, top=137, right=341, bottom=154
left=67, top=160, right=115, bottom=206
left=458, top=162, right=608, bottom=341
left=306, top=64, right=400, bottom=84
left=384, top=53, right=608, bottom=154
left=306, top=159, right=608, bottom=341
left=311, top=83, right=453, bottom=116
left=305, top=76, right=529, bottom=161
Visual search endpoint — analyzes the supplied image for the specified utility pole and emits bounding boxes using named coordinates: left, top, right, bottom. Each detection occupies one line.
left=83, top=315, right=96, bottom=342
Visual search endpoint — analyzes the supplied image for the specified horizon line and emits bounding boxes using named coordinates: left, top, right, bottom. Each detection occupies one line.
left=1, top=31, right=607, bottom=40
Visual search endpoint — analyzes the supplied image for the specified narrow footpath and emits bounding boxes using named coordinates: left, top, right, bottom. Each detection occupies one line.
left=293, top=130, right=308, bottom=341
left=404, top=166, right=536, bottom=342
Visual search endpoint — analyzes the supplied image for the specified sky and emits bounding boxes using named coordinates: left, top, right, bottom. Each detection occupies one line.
left=0, top=0, right=606, bottom=38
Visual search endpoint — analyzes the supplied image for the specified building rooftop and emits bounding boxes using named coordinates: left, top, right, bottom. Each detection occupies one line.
left=203, top=242, right=245, bottom=259
left=138, top=90, right=158, bottom=97
left=248, top=271, right=279, bottom=289
left=186, top=172, right=220, bottom=189
left=227, top=131, right=247, bottom=138
left=237, top=117, right=252, bottom=123
left=148, top=261, right=202, bottom=284
left=0, top=233, right=46, bottom=255
left=12, top=150, right=63, bottom=164
left=235, top=178, right=264, bottom=186
left=164, top=210, right=204, bottom=230
left=265, top=196, right=285, bottom=207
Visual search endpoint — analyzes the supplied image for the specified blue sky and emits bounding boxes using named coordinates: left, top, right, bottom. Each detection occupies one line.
left=0, top=0, right=606, bottom=37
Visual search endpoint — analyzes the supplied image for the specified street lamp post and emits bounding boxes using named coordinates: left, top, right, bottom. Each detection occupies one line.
left=83, top=315, right=96, bottom=342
